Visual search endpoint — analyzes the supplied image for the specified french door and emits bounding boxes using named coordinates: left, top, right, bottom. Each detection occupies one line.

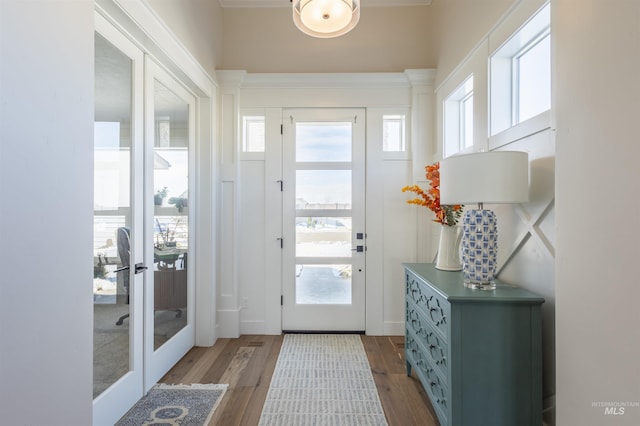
left=144, top=59, right=196, bottom=387
left=282, top=109, right=366, bottom=331
left=93, top=15, right=145, bottom=426
left=93, top=16, right=195, bottom=426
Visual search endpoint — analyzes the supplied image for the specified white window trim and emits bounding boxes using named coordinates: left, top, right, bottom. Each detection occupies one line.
left=490, top=1, right=551, bottom=138
left=489, top=109, right=551, bottom=150
left=460, top=90, right=474, bottom=150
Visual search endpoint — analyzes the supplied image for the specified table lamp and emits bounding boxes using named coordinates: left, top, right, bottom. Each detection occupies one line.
left=440, top=151, right=529, bottom=290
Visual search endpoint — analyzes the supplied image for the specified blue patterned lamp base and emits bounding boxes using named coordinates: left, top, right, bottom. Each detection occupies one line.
left=462, top=209, right=497, bottom=290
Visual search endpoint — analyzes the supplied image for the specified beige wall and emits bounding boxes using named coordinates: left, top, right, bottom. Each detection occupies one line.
left=220, top=6, right=436, bottom=73
left=430, top=0, right=515, bottom=86
left=555, top=0, right=640, bottom=424
left=147, top=0, right=223, bottom=75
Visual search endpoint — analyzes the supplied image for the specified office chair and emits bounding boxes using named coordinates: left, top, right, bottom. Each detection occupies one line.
left=114, top=226, right=183, bottom=326
left=115, top=227, right=130, bottom=326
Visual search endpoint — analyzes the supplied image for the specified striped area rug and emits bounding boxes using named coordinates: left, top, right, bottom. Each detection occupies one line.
left=258, top=334, right=388, bottom=426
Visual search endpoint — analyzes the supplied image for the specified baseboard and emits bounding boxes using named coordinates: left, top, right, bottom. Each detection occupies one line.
left=383, top=321, right=405, bottom=336
left=218, top=316, right=404, bottom=337
left=216, top=308, right=240, bottom=338
left=240, top=320, right=266, bottom=335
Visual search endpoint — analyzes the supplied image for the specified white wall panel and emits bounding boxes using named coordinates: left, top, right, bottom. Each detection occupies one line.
left=226, top=71, right=434, bottom=335
left=495, top=128, right=555, bottom=408
left=238, top=160, right=267, bottom=334
left=382, top=161, right=417, bottom=335
left=216, top=72, right=244, bottom=337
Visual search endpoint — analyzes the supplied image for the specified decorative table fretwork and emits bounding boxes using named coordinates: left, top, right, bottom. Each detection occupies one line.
left=403, top=263, right=544, bottom=426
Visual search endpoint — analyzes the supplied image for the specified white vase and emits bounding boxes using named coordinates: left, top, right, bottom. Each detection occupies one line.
left=435, top=224, right=463, bottom=271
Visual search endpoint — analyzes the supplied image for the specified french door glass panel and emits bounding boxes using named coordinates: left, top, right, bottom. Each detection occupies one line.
left=93, top=32, right=133, bottom=398
left=144, top=59, right=195, bottom=388
left=283, top=109, right=365, bottom=331
left=152, top=79, right=189, bottom=350
left=93, top=16, right=145, bottom=426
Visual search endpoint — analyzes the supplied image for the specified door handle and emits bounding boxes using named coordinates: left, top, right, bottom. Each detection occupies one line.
left=114, top=265, right=130, bottom=273
left=134, top=263, right=148, bottom=274
left=351, top=245, right=366, bottom=252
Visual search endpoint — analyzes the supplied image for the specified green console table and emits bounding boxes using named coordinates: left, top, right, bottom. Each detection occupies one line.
left=403, top=263, right=544, bottom=426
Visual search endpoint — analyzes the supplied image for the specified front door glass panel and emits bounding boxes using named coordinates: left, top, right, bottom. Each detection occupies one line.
left=295, top=122, right=352, bottom=162
left=294, top=123, right=354, bottom=306
left=296, top=217, right=352, bottom=257
left=295, top=264, right=352, bottom=304
left=295, top=170, right=352, bottom=209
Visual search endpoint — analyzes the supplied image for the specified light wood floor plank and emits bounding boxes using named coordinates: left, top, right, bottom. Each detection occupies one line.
left=160, top=334, right=436, bottom=426
left=179, top=340, right=229, bottom=385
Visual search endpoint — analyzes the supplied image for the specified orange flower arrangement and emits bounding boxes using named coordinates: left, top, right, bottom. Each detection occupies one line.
left=402, top=162, right=463, bottom=226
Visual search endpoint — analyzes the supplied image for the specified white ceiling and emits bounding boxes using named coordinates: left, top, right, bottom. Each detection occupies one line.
left=219, top=0, right=431, bottom=7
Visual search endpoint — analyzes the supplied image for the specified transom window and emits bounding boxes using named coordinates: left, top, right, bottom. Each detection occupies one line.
left=382, top=115, right=406, bottom=152
left=490, top=2, right=550, bottom=136
left=242, top=115, right=265, bottom=153
left=443, top=75, right=474, bottom=157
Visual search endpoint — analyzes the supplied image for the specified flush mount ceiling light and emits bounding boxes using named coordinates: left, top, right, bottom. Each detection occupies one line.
left=292, top=0, right=360, bottom=38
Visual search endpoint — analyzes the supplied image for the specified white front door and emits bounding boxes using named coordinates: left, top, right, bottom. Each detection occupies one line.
left=282, top=109, right=366, bottom=331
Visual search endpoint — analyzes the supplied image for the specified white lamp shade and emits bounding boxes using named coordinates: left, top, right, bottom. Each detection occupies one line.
left=293, top=0, right=360, bottom=38
left=440, top=151, right=529, bottom=205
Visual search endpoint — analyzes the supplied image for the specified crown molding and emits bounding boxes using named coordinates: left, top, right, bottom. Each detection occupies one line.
left=218, top=0, right=431, bottom=8
left=235, top=72, right=414, bottom=89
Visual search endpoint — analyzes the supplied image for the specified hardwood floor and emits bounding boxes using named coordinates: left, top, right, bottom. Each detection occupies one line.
left=160, top=335, right=438, bottom=426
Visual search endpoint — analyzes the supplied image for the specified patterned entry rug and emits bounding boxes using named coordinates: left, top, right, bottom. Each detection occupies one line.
left=116, top=383, right=228, bottom=425
left=259, top=334, right=388, bottom=425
